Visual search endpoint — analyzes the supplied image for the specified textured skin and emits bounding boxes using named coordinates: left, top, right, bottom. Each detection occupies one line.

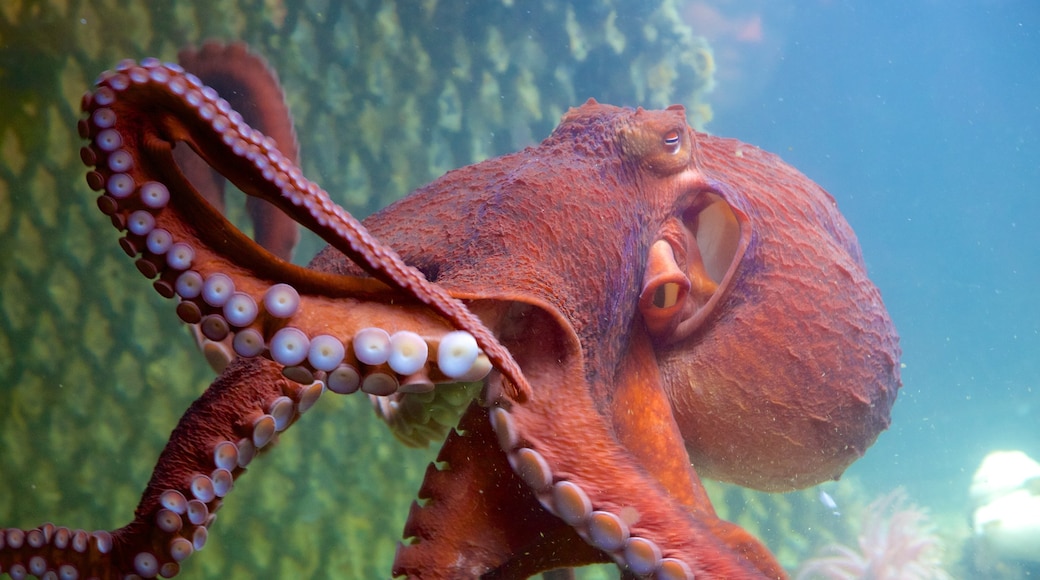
left=0, top=46, right=899, bottom=580
left=347, top=104, right=901, bottom=493
left=343, top=103, right=901, bottom=576
left=656, top=136, right=902, bottom=491
left=174, top=42, right=301, bottom=262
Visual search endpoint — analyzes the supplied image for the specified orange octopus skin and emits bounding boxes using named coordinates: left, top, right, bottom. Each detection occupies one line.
left=0, top=44, right=899, bottom=580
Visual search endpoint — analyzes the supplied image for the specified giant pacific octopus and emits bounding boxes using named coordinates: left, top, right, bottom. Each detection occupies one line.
left=0, top=43, right=900, bottom=579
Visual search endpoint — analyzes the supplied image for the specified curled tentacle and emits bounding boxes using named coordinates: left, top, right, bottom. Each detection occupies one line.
left=175, top=41, right=301, bottom=264
left=0, top=339, right=483, bottom=579
left=393, top=305, right=786, bottom=579
left=2, top=359, right=305, bottom=579
left=0, top=56, right=516, bottom=580
left=78, top=57, right=530, bottom=404
left=172, top=42, right=302, bottom=371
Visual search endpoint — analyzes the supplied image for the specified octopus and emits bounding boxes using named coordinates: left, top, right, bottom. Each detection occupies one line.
left=0, top=43, right=900, bottom=579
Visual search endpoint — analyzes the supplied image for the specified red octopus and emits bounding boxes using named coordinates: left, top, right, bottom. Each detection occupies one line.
left=0, top=43, right=899, bottom=579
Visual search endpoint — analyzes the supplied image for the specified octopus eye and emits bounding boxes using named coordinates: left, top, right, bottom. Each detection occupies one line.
left=653, top=282, right=682, bottom=308
left=663, top=129, right=681, bottom=154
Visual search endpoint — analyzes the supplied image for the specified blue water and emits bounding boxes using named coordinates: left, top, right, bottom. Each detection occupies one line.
left=699, top=1, right=1040, bottom=512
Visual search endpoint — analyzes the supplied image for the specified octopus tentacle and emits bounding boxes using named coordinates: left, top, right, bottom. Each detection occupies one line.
left=0, top=349, right=484, bottom=579
left=2, top=358, right=305, bottom=579
left=392, top=376, right=766, bottom=578
left=175, top=41, right=301, bottom=263
left=393, top=301, right=784, bottom=578
left=0, top=58, right=524, bottom=579
left=393, top=403, right=604, bottom=579
left=487, top=399, right=770, bottom=579
left=489, top=308, right=783, bottom=578
left=79, top=63, right=494, bottom=399
left=172, top=42, right=302, bottom=371
left=77, top=57, right=530, bottom=404
left=0, top=200, right=495, bottom=577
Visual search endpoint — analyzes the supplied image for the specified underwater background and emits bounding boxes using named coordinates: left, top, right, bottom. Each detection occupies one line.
left=0, top=0, right=1037, bottom=578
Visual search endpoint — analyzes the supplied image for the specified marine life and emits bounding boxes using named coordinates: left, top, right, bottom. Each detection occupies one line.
left=819, top=491, right=842, bottom=517
left=970, top=450, right=1040, bottom=565
left=0, top=43, right=899, bottom=579
left=796, top=489, right=950, bottom=580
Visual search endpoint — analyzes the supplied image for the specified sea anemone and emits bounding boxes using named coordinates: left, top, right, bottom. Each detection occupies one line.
left=795, top=488, right=951, bottom=580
